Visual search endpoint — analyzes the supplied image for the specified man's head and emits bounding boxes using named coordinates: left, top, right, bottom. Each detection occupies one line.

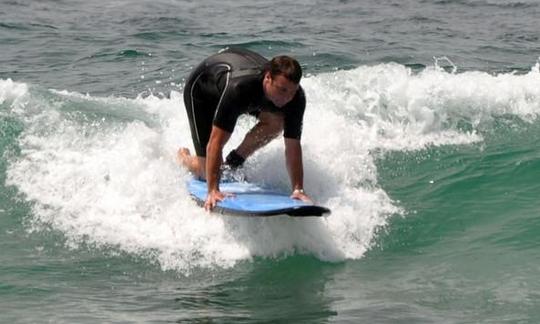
left=263, top=56, right=302, bottom=108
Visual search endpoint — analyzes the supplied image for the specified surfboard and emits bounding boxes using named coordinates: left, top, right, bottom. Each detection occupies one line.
left=187, top=178, right=331, bottom=217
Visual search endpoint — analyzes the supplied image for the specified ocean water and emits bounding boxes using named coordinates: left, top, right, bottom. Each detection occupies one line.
left=2, top=0, right=540, bottom=322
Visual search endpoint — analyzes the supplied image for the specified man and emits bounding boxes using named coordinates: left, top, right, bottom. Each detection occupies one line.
left=178, top=48, right=312, bottom=210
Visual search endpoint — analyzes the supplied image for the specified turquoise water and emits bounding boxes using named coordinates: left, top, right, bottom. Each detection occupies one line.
left=2, top=0, right=540, bottom=322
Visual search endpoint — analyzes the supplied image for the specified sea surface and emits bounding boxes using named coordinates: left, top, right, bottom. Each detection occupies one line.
left=2, top=0, right=540, bottom=323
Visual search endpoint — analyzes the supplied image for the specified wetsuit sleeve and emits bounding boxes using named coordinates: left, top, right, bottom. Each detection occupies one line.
left=283, top=87, right=306, bottom=139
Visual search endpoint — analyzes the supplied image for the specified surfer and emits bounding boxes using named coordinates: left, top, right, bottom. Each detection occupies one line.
left=178, top=48, right=312, bottom=210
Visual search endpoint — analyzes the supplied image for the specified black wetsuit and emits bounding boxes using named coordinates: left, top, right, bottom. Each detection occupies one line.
left=183, top=48, right=306, bottom=157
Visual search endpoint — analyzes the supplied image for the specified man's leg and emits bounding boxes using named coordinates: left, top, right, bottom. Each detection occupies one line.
left=231, top=111, right=284, bottom=163
left=179, top=77, right=215, bottom=179
left=177, top=148, right=206, bottom=179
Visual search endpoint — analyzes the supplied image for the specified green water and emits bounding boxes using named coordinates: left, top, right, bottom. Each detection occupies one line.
left=374, top=122, right=540, bottom=322
left=3, top=0, right=540, bottom=322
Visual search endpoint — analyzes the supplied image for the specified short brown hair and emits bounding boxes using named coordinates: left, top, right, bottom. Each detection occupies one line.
left=264, top=55, right=302, bottom=84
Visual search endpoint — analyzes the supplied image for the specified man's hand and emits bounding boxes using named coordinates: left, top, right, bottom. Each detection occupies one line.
left=204, top=190, right=225, bottom=211
left=291, top=189, right=312, bottom=203
left=204, top=190, right=234, bottom=211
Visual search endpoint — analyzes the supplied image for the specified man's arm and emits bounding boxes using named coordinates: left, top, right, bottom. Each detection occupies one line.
left=205, top=126, right=231, bottom=210
left=284, top=138, right=312, bottom=202
left=234, top=111, right=284, bottom=159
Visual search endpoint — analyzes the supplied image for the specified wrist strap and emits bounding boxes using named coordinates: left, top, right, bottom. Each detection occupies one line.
left=225, top=150, right=245, bottom=169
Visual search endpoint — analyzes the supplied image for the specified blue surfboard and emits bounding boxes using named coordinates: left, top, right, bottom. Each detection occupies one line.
left=187, top=178, right=331, bottom=217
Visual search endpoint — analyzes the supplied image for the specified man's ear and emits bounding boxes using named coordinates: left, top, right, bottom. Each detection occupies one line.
left=263, top=72, right=272, bottom=82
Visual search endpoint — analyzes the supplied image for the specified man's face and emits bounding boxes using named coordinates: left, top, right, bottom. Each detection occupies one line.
left=263, top=72, right=299, bottom=108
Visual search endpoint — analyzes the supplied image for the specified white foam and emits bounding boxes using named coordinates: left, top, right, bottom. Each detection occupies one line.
left=5, top=62, right=540, bottom=272
left=0, top=78, right=29, bottom=111
left=0, top=78, right=28, bottom=101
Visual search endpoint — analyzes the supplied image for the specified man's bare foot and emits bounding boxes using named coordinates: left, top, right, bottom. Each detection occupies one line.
left=177, top=147, right=205, bottom=179
left=177, top=147, right=191, bottom=165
